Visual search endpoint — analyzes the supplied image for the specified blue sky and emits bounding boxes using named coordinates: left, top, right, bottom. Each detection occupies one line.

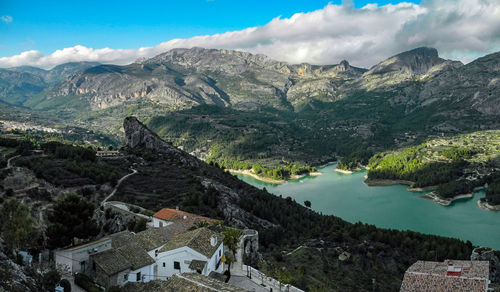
left=1, top=0, right=498, bottom=69
left=0, top=0, right=420, bottom=57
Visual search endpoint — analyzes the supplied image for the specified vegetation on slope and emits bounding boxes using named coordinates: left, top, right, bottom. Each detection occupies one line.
left=0, top=126, right=487, bottom=291
left=367, top=130, right=500, bottom=199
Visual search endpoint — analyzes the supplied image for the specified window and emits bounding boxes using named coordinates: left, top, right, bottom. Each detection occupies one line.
left=174, top=261, right=180, bottom=270
left=136, top=272, right=141, bottom=282
left=155, top=250, right=158, bottom=257
left=124, top=274, right=128, bottom=281
left=163, top=262, right=166, bottom=267
left=219, top=249, right=221, bottom=257
left=159, top=221, right=163, bottom=227
left=92, top=262, right=96, bottom=271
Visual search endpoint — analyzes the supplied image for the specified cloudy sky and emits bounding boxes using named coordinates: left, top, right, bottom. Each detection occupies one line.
left=1, top=0, right=499, bottom=69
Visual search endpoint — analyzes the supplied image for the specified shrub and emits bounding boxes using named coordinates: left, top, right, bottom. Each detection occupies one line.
left=59, top=278, right=71, bottom=292
left=74, top=272, right=101, bottom=292
left=106, top=286, right=121, bottom=292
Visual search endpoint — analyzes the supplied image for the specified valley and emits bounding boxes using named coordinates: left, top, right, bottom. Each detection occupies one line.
left=0, top=118, right=481, bottom=291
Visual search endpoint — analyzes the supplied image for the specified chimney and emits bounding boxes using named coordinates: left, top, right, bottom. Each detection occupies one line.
left=210, top=236, right=217, bottom=247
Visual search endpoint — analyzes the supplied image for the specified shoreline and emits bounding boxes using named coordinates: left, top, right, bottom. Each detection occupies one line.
left=334, top=167, right=363, bottom=175
left=477, top=199, right=500, bottom=211
left=227, top=169, right=322, bottom=184
left=420, top=192, right=473, bottom=206
left=364, top=178, right=414, bottom=187
left=227, top=169, right=285, bottom=184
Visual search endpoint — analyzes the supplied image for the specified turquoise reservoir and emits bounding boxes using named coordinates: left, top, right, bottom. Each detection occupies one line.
left=235, top=164, right=500, bottom=249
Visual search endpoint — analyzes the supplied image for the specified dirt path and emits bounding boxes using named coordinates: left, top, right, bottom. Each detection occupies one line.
left=6, top=154, right=20, bottom=169
left=101, top=168, right=137, bottom=206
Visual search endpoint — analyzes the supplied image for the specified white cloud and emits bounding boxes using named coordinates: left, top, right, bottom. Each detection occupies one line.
left=1, top=0, right=500, bottom=69
left=0, top=15, right=12, bottom=23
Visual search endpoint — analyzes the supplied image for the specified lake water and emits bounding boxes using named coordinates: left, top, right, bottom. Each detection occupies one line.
left=235, top=163, right=500, bottom=249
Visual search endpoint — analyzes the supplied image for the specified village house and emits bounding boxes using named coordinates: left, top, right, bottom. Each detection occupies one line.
left=400, top=259, right=490, bottom=292
left=55, top=221, right=225, bottom=289
left=150, top=207, right=219, bottom=228
left=154, top=227, right=225, bottom=279
left=54, top=237, right=112, bottom=274
left=91, top=240, right=156, bottom=287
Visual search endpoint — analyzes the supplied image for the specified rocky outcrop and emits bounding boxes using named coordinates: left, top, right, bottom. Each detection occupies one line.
left=0, top=239, right=39, bottom=292
left=124, top=116, right=181, bottom=154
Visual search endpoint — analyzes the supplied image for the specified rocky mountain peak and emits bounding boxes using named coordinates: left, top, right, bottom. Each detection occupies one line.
left=124, top=116, right=178, bottom=153
left=367, top=47, right=444, bottom=76
left=339, top=60, right=350, bottom=69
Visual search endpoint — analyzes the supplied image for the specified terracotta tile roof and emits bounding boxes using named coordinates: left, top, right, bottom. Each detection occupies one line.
left=122, top=274, right=246, bottom=292
left=400, top=260, right=490, bottom=292
left=152, top=208, right=220, bottom=228
left=92, top=249, right=130, bottom=275
left=108, top=230, right=135, bottom=249
left=159, top=227, right=224, bottom=258
left=117, top=240, right=155, bottom=270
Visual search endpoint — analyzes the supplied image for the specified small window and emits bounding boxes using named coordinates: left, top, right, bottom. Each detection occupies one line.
left=92, top=262, right=96, bottom=271
left=155, top=250, right=158, bottom=257
left=124, top=274, right=128, bottom=281
left=163, top=262, right=166, bottom=267
left=159, top=221, right=163, bottom=227
left=219, top=250, right=221, bottom=257
left=174, top=261, right=180, bottom=270
left=136, top=272, right=141, bottom=282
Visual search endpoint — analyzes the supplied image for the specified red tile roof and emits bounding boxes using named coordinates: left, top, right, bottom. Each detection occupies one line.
left=153, top=208, right=219, bottom=227
left=400, top=260, right=490, bottom=292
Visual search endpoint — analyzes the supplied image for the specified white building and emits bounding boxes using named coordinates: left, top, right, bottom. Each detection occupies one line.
left=90, top=240, right=156, bottom=287
left=54, top=237, right=112, bottom=274
left=155, top=227, right=225, bottom=280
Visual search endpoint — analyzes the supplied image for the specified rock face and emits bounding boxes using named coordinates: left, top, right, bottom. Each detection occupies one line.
left=31, top=47, right=366, bottom=111
left=124, top=116, right=180, bottom=154
left=0, top=61, right=100, bottom=105
left=0, top=239, right=39, bottom=292
left=471, top=247, right=500, bottom=282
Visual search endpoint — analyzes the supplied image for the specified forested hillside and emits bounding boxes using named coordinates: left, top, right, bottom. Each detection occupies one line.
left=0, top=120, right=483, bottom=291
left=366, top=130, right=500, bottom=200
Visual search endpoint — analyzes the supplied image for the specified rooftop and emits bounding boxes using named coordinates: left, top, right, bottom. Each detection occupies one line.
left=117, top=240, right=155, bottom=270
left=135, top=223, right=187, bottom=250
left=152, top=208, right=220, bottom=228
left=122, top=273, right=246, bottom=292
left=159, top=227, right=223, bottom=258
left=400, top=260, right=490, bottom=292
left=92, top=249, right=130, bottom=275
left=62, top=236, right=111, bottom=251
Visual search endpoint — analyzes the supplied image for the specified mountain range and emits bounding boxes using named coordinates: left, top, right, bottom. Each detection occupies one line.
left=1, top=47, right=500, bottom=175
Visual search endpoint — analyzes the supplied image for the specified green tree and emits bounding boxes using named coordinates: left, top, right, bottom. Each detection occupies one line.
left=46, top=194, right=100, bottom=248
left=133, top=218, right=147, bottom=233
left=304, top=200, right=311, bottom=208
left=59, top=278, right=71, bottom=292
left=42, top=268, right=61, bottom=291
left=0, top=199, right=38, bottom=250
left=221, top=227, right=242, bottom=271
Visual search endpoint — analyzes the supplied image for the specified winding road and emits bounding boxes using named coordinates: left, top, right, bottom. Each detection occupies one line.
left=6, top=155, right=20, bottom=169
left=101, top=168, right=137, bottom=206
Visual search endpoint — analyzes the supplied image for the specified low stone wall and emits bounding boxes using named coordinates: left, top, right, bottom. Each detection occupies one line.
left=241, top=264, right=304, bottom=292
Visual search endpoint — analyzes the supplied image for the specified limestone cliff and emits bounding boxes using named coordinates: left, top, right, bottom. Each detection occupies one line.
left=124, top=116, right=181, bottom=155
